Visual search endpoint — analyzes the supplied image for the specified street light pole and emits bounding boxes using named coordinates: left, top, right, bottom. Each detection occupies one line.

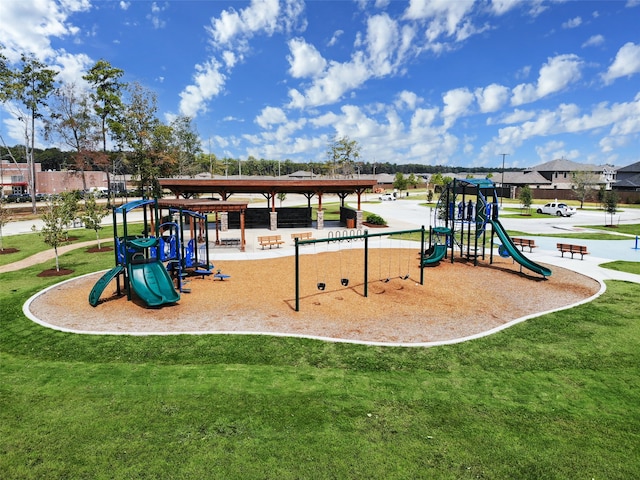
left=500, top=153, right=509, bottom=206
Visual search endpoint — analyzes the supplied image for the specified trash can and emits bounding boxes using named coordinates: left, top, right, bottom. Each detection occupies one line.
left=346, top=218, right=355, bottom=228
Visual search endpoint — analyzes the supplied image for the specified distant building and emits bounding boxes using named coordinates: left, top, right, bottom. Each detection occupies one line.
left=0, top=160, right=31, bottom=196
left=527, top=158, right=616, bottom=190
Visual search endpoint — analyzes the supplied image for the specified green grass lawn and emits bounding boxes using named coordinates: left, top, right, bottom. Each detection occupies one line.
left=1, top=235, right=640, bottom=478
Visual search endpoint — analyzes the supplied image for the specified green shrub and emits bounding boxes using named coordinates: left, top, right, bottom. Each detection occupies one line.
left=366, top=213, right=386, bottom=225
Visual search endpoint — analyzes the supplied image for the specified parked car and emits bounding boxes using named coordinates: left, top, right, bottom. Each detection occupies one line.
left=537, top=202, right=577, bottom=217
left=379, top=193, right=396, bottom=201
left=6, top=193, right=30, bottom=203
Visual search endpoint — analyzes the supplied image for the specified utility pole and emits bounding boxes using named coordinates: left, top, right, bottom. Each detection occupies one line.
left=500, top=153, right=509, bottom=206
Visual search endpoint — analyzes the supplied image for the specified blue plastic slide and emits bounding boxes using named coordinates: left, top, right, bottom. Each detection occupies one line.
left=490, top=219, right=552, bottom=278
left=128, top=261, right=180, bottom=307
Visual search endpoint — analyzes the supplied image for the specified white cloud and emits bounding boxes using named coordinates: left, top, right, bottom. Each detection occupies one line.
left=286, top=13, right=411, bottom=109
left=442, top=87, right=474, bottom=127
left=178, top=59, right=226, bottom=117
left=484, top=93, right=640, bottom=160
left=562, top=16, right=582, bottom=29
left=602, top=42, right=640, bottom=84
left=52, top=50, right=93, bottom=87
left=207, top=0, right=303, bottom=48
left=498, top=109, right=537, bottom=125
left=366, top=13, right=401, bottom=76
left=475, top=83, right=510, bottom=113
left=327, top=30, right=344, bottom=47
left=489, top=0, right=525, bottom=15
left=582, top=34, right=604, bottom=48
left=511, top=54, right=583, bottom=106
left=287, top=38, right=327, bottom=78
left=147, top=2, right=168, bottom=29
left=404, top=0, right=475, bottom=39
left=395, top=90, right=421, bottom=110
left=119, top=1, right=130, bottom=11
left=255, top=106, right=287, bottom=129
left=536, top=54, right=583, bottom=97
left=0, top=0, right=89, bottom=62
left=181, top=0, right=304, bottom=118
left=287, top=53, right=370, bottom=108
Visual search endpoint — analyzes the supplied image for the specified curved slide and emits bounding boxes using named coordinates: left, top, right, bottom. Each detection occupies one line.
left=490, top=219, right=552, bottom=278
left=128, top=261, right=180, bottom=307
left=421, top=243, right=447, bottom=266
left=89, top=265, right=124, bottom=307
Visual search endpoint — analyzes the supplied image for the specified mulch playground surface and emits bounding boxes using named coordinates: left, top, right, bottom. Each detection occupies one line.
left=27, top=248, right=600, bottom=345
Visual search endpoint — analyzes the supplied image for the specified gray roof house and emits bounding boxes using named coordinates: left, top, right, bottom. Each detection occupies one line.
left=613, top=161, right=640, bottom=191
left=528, top=159, right=616, bottom=189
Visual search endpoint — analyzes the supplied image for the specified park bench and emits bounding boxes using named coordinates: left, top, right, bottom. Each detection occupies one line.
left=512, top=237, right=537, bottom=252
left=557, top=243, right=590, bottom=260
left=258, top=235, right=285, bottom=249
left=291, top=232, right=315, bottom=243
left=218, top=238, right=241, bottom=247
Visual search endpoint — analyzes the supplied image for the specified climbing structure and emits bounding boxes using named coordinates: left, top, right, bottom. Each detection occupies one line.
left=433, top=178, right=551, bottom=278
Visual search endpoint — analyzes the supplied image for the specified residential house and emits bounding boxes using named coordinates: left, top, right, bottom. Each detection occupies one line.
left=528, top=158, right=616, bottom=190
left=613, top=161, right=640, bottom=191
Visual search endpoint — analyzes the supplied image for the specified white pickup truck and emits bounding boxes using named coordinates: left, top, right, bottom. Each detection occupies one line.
left=536, top=202, right=577, bottom=217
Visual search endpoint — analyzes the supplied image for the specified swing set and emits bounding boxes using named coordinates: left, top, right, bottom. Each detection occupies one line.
left=293, top=227, right=427, bottom=312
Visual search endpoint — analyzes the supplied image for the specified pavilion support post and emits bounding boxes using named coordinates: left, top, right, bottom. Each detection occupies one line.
left=269, top=211, right=278, bottom=231
left=356, top=210, right=363, bottom=229
left=317, top=209, right=324, bottom=230
left=215, top=211, right=220, bottom=245
left=240, top=210, right=246, bottom=252
left=220, top=211, right=228, bottom=231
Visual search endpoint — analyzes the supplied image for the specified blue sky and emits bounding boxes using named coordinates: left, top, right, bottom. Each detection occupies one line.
left=1, top=0, right=639, bottom=170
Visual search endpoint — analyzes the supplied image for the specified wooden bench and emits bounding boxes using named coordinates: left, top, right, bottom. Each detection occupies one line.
left=512, top=237, right=537, bottom=252
left=257, top=235, right=285, bottom=249
left=557, top=243, right=589, bottom=260
left=291, top=232, right=315, bottom=243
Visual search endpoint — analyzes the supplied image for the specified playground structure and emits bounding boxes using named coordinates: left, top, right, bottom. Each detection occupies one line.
left=88, top=199, right=228, bottom=308
left=293, top=227, right=426, bottom=311
left=431, top=178, right=552, bottom=278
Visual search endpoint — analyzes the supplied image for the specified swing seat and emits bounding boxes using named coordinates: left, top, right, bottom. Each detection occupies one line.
left=317, top=282, right=326, bottom=291
left=340, top=278, right=349, bottom=287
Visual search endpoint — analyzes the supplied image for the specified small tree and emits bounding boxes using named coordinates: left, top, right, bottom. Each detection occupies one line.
left=36, top=198, right=69, bottom=271
left=59, top=191, right=80, bottom=234
left=571, top=170, right=600, bottom=208
left=518, top=185, right=533, bottom=215
left=0, top=198, right=11, bottom=251
left=426, top=190, right=434, bottom=203
left=407, top=173, right=419, bottom=189
left=603, top=189, right=618, bottom=226
left=82, top=195, right=109, bottom=249
left=393, top=172, right=408, bottom=194
left=277, top=192, right=287, bottom=207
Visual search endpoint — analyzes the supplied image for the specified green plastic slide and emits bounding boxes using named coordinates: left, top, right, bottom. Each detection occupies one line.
left=421, top=243, right=447, bottom=266
left=128, top=261, right=180, bottom=307
left=490, top=219, right=552, bottom=278
left=89, top=265, right=124, bottom=307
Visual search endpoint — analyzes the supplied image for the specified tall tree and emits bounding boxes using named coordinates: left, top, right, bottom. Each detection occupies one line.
left=1, top=54, right=57, bottom=213
left=170, top=116, right=201, bottom=177
left=327, top=135, right=360, bottom=178
left=83, top=60, right=125, bottom=203
left=115, top=82, right=174, bottom=197
left=45, top=83, right=103, bottom=191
